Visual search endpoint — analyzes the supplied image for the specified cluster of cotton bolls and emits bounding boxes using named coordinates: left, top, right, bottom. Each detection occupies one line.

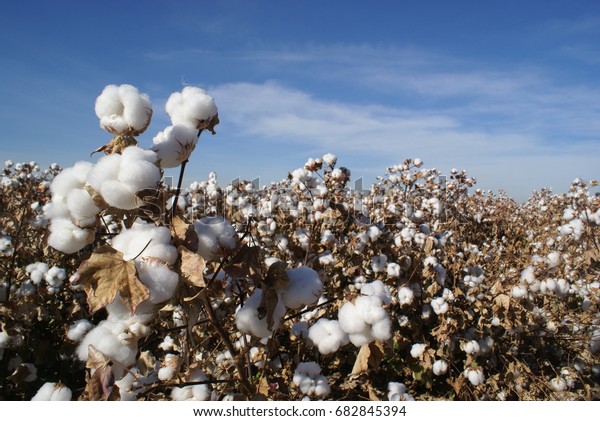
left=72, top=222, right=179, bottom=377
left=236, top=265, right=323, bottom=339
left=23, top=262, right=67, bottom=295
left=292, top=361, right=330, bottom=398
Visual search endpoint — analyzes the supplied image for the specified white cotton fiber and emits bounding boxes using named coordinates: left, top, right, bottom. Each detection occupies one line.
left=76, top=320, right=138, bottom=373
left=235, top=289, right=286, bottom=338
left=432, top=359, right=448, bottom=376
left=66, top=188, right=100, bottom=226
left=86, top=147, right=161, bottom=210
left=278, top=266, right=323, bottom=309
left=136, top=260, right=179, bottom=305
left=171, top=369, right=210, bottom=401
left=387, top=382, right=415, bottom=401
left=48, top=218, right=94, bottom=254
left=95, top=84, right=152, bottom=135
left=293, top=361, right=330, bottom=397
left=308, top=318, right=349, bottom=355
left=151, top=124, right=198, bottom=168
left=166, top=86, right=218, bottom=130
left=67, top=319, right=93, bottom=342
left=100, top=179, right=137, bottom=210
left=31, top=382, right=72, bottom=401
left=360, top=280, right=392, bottom=305
left=193, top=216, right=238, bottom=261
left=338, top=296, right=391, bottom=347
left=111, top=222, right=177, bottom=264
left=398, top=286, right=415, bottom=306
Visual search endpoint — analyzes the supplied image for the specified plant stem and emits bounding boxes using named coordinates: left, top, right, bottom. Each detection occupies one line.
left=200, top=294, right=254, bottom=397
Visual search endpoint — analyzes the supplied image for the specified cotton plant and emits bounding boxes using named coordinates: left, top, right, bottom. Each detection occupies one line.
left=31, top=382, right=72, bottom=401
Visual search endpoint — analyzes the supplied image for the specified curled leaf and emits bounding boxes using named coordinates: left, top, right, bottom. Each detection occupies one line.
left=76, top=245, right=149, bottom=314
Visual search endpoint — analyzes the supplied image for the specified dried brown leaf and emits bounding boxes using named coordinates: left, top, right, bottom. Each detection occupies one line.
left=352, top=341, right=385, bottom=375
left=264, top=260, right=289, bottom=289
left=257, top=286, right=280, bottom=331
left=171, top=216, right=199, bottom=252
left=178, top=245, right=206, bottom=288
left=76, top=245, right=149, bottom=314
left=224, top=244, right=263, bottom=281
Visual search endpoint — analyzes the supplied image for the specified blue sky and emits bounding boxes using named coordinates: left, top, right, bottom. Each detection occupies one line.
left=1, top=0, right=599, bottom=201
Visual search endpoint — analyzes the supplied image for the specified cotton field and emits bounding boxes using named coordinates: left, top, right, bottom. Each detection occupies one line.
left=0, top=85, right=598, bottom=401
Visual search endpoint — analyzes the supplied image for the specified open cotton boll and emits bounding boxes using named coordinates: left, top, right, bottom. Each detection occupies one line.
left=388, top=382, right=415, bottom=401
left=322, top=153, right=337, bottom=167
left=410, top=343, right=426, bottom=358
left=111, top=222, right=177, bottom=264
left=278, top=266, right=323, bottom=309
left=308, top=318, right=349, bottom=355
left=398, top=286, right=415, bottom=306
left=49, top=162, right=93, bottom=197
left=431, top=296, right=449, bottom=315
left=171, top=369, right=210, bottom=401
left=136, top=260, right=179, bottom=304
left=293, top=362, right=330, bottom=397
left=360, top=280, right=392, bottom=305
left=236, top=289, right=286, bottom=338
left=0, top=330, right=10, bottom=359
left=166, top=86, right=218, bottom=130
left=432, top=359, right=449, bottom=376
left=67, top=319, right=93, bottom=342
left=193, top=216, right=238, bottom=261
left=95, top=84, right=152, bottom=135
left=31, top=382, right=72, bottom=401
left=76, top=320, right=138, bottom=376
left=338, top=296, right=391, bottom=347
left=464, top=367, right=485, bottom=386
left=151, top=125, right=198, bottom=168
left=48, top=218, right=94, bottom=254
left=66, top=188, right=100, bottom=226
left=87, top=147, right=161, bottom=210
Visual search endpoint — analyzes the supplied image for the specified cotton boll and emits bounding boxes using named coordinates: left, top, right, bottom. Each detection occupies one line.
left=166, top=86, right=218, bottom=130
left=322, top=153, right=337, bottom=167
left=371, top=254, right=387, bottom=272
left=433, top=359, right=448, bottom=376
left=511, top=285, right=527, bottom=299
left=387, top=262, right=401, bottom=278
left=387, top=382, right=414, bottom=401
left=67, top=319, right=93, bottom=342
left=360, top=280, right=392, bottom=305
left=410, top=343, right=426, bottom=359
left=137, top=260, right=179, bottom=305
left=95, top=84, right=152, bottom=135
left=171, top=369, right=210, bottom=401
left=465, top=367, right=485, bottom=386
left=100, top=179, right=138, bottom=210
left=86, top=153, right=121, bottom=192
left=464, top=340, right=480, bottom=355
left=66, top=188, right=100, bottom=226
left=111, top=222, right=177, bottom=264
left=236, top=289, right=286, bottom=338
left=293, top=362, right=330, bottom=397
left=398, top=286, right=415, bottom=306
left=48, top=218, right=94, bottom=254
left=151, top=125, right=198, bottom=168
left=76, top=320, right=138, bottom=375
left=31, top=382, right=72, bottom=401
left=278, top=266, right=323, bottom=310
left=338, top=296, right=391, bottom=346
left=431, top=297, right=449, bottom=315
left=308, top=319, right=349, bottom=355
left=591, top=330, right=600, bottom=354
left=194, top=216, right=238, bottom=261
